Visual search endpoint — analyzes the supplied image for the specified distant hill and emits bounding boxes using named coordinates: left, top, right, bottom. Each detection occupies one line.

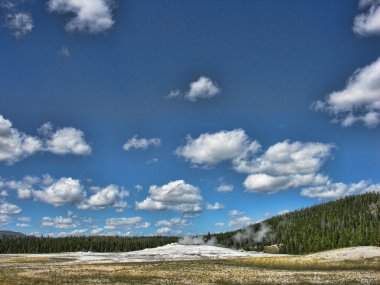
left=212, top=192, right=380, bottom=254
left=0, top=231, right=25, bottom=239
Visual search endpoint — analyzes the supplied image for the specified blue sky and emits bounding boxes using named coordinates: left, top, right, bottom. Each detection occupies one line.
left=0, top=0, right=379, bottom=237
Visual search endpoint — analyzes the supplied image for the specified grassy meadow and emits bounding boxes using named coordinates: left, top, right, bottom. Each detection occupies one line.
left=0, top=255, right=379, bottom=284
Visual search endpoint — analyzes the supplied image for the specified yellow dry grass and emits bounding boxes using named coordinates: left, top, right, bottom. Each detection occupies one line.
left=0, top=257, right=71, bottom=264
left=0, top=255, right=378, bottom=284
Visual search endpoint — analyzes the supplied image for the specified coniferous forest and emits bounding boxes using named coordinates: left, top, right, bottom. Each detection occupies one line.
left=0, top=193, right=379, bottom=254
left=213, top=192, right=380, bottom=254
left=0, top=235, right=177, bottom=254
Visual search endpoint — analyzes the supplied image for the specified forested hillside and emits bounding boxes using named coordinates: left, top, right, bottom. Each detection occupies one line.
left=213, top=192, right=380, bottom=254
left=0, top=235, right=177, bottom=254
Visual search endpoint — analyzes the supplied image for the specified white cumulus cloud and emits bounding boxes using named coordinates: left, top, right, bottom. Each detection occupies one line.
left=206, top=202, right=225, bottom=210
left=34, top=177, right=86, bottom=207
left=46, top=127, right=91, bottom=155
left=0, top=115, right=91, bottom=164
left=177, top=129, right=334, bottom=193
left=312, top=57, right=380, bottom=128
left=176, top=129, right=260, bottom=166
left=0, top=214, right=11, bottom=225
left=234, top=140, right=333, bottom=176
left=1, top=174, right=130, bottom=210
left=3, top=175, right=41, bottom=199
left=359, top=0, right=379, bottom=8
left=0, top=115, right=42, bottom=164
left=185, top=76, right=220, bottom=102
left=236, top=140, right=333, bottom=193
left=167, top=76, right=220, bottom=102
left=123, top=135, right=161, bottom=151
left=353, top=0, right=380, bottom=36
left=0, top=202, right=22, bottom=214
left=243, top=173, right=329, bottom=194
left=136, top=180, right=203, bottom=214
left=41, top=212, right=79, bottom=229
left=47, top=0, right=115, bottom=33
left=301, top=180, right=380, bottom=199
left=78, top=185, right=128, bottom=211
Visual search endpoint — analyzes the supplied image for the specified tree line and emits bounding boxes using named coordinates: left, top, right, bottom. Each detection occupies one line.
left=0, top=235, right=177, bottom=254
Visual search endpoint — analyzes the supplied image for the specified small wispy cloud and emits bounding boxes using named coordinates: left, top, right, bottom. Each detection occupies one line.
left=5, top=12, right=33, bottom=38
left=206, top=202, right=225, bottom=210
left=58, top=46, right=70, bottom=57
left=123, top=135, right=161, bottom=151
left=228, top=210, right=245, bottom=217
left=216, top=184, right=234, bottom=193
left=16, top=223, right=30, bottom=228
left=105, top=217, right=150, bottom=230
left=228, top=216, right=252, bottom=229
left=146, top=158, right=159, bottom=164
